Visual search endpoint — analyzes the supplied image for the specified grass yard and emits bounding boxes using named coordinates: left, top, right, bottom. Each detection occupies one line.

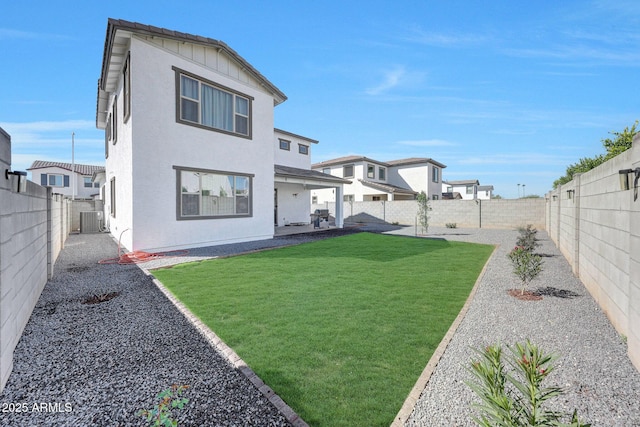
left=152, top=232, right=494, bottom=426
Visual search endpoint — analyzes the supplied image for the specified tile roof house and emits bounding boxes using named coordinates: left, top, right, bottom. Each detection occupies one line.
left=96, top=19, right=348, bottom=252
left=442, top=180, right=494, bottom=200
left=311, top=156, right=446, bottom=202
left=27, top=160, right=105, bottom=199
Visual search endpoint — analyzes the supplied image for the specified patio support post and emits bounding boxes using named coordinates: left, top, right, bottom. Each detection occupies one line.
left=334, top=186, right=344, bottom=228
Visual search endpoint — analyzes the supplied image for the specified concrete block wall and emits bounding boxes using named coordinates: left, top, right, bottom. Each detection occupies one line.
left=314, top=198, right=546, bottom=230
left=0, top=128, right=71, bottom=392
left=546, top=134, right=640, bottom=372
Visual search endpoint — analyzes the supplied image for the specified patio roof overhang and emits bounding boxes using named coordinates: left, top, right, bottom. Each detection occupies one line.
left=274, top=164, right=351, bottom=189
left=359, top=179, right=417, bottom=196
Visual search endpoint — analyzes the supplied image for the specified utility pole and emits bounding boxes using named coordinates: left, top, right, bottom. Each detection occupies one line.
left=71, top=132, right=75, bottom=200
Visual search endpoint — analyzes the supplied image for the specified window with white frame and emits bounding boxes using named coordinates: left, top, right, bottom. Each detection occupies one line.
left=176, top=68, right=252, bottom=138
left=466, top=185, right=474, bottom=194
left=378, top=167, right=386, bottom=181
left=343, top=164, right=354, bottom=178
left=322, top=167, right=331, bottom=175
left=432, top=166, right=439, bottom=183
left=367, top=164, right=375, bottom=179
left=46, top=174, right=65, bottom=187
left=279, top=139, right=290, bottom=150
left=176, top=167, right=252, bottom=219
left=298, top=144, right=308, bottom=155
left=343, top=194, right=354, bottom=202
left=84, top=177, right=93, bottom=188
left=447, top=186, right=453, bottom=193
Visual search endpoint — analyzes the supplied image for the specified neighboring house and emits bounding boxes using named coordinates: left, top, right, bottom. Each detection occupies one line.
left=28, top=160, right=105, bottom=199
left=97, top=18, right=347, bottom=252
left=311, top=156, right=445, bottom=202
left=442, top=180, right=493, bottom=200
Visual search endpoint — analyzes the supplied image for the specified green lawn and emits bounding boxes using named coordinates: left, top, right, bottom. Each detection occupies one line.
left=153, top=232, right=494, bottom=426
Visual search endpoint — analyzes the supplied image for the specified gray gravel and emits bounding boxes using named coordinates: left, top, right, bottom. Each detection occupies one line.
left=1, top=225, right=638, bottom=426
left=393, top=227, right=640, bottom=427
left=0, top=233, right=302, bottom=426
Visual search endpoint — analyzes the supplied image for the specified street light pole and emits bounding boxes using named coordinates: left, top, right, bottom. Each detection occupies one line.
left=517, top=183, right=520, bottom=198
left=71, top=132, right=75, bottom=200
left=522, top=184, right=526, bottom=198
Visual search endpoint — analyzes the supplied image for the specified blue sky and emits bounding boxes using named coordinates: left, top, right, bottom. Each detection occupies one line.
left=1, top=1, right=638, bottom=198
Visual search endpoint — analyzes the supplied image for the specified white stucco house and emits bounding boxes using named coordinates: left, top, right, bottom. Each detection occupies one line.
left=442, top=180, right=494, bottom=200
left=311, top=156, right=446, bottom=202
left=28, top=160, right=104, bottom=199
left=96, top=19, right=347, bottom=252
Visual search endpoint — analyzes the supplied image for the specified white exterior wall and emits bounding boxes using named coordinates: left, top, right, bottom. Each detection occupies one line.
left=110, top=36, right=277, bottom=252
left=443, top=183, right=480, bottom=200
left=391, top=163, right=442, bottom=198
left=277, top=183, right=311, bottom=225
left=274, top=130, right=312, bottom=169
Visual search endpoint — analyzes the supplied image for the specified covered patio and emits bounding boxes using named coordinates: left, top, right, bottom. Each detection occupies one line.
left=274, top=164, right=350, bottom=230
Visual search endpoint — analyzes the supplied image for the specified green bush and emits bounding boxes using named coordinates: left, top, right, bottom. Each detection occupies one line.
left=137, top=385, right=189, bottom=427
left=467, top=341, right=590, bottom=426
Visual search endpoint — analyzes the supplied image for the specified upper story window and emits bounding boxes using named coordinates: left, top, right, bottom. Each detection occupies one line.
left=447, top=186, right=453, bottom=193
left=279, top=139, right=290, bottom=150
left=367, top=164, right=375, bottom=179
left=41, top=173, right=68, bottom=187
left=84, top=177, right=93, bottom=188
left=378, top=167, right=386, bottom=181
left=322, top=167, right=331, bottom=175
left=432, top=166, right=439, bottom=183
left=175, top=67, right=252, bottom=138
left=298, top=144, right=309, bottom=155
left=466, top=185, right=474, bottom=194
left=343, top=164, right=354, bottom=178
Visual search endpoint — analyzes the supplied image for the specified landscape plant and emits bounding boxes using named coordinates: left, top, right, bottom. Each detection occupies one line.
left=508, top=246, right=543, bottom=295
left=137, top=384, right=189, bottom=427
left=467, top=341, right=590, bottom=426
left=516, top=225, right=540, bottom=253
left=416, top=191, right=432, bottom=234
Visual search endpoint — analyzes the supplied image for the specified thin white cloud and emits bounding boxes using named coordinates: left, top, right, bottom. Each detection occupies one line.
left=402, top=26, right=490, bottom=47
left=0, top=28, right=70, bottom=41
left=365, top=66, right=406, bottom=96
left=395, top=139, right=457, bottom=147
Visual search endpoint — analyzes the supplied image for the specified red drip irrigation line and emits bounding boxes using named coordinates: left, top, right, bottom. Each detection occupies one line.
left=98, top=249, right=189, bottom=265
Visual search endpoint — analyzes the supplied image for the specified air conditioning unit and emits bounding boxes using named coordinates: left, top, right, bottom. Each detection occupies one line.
left=80, top=211, right=102, bottom=233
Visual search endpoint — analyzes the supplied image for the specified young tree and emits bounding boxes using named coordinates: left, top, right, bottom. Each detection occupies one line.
left=416, top=191, right=431, bottom=234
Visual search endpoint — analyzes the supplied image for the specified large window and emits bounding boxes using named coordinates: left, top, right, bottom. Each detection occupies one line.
left=42, top=174, right=67, bottom=187
left=175, top=68, right=252, bottom=138
left=432, top=166, right=439, bottom=183
left=176, top=167, right=252, bottom=219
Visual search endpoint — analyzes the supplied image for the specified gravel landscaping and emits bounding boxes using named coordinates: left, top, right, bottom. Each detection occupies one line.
left=1, top=224, right=638, bottom=426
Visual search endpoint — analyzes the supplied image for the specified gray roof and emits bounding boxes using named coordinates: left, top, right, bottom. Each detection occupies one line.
left=28, top=160, right=105, bottom=176
left=275, top=165, right=351, bottom=184
left=478, top=185, right=494, bottom=191
left=444, top=179, right=480, bottom=186
left=313, top=156, right=446, bottom=169
left=98, top=18, right=287, bottom=127
left=359, top=179, right=417, bottom=195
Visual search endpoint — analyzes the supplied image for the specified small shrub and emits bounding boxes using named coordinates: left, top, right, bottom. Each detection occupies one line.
left=137, top=384, right=189, bottom=427
left=446, top=223, right=457, bottom=229
left=516, top=224, right=540, bottom=253
left=416, top=191, right=432, bottom=234
left=508, top=246, right=543, bottom=295
left=467, top=341, right=590, bottom=426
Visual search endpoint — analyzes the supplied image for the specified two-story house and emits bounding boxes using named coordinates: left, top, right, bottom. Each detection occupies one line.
left=311, top=156, right=445, bottom=203
left=97, top=19, right=347, bottom=252
left=442, top=180, right=494, bottom=200
left=28, top=160, right=104, bottom=199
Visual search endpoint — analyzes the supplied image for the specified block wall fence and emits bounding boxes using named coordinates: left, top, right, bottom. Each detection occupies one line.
left=0, top=128, right=72, bottom=392
left=546, top=134, right=640, bottom=372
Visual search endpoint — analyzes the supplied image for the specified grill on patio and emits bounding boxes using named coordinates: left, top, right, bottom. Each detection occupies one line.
left=311, top=209, right=330, bottom=228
